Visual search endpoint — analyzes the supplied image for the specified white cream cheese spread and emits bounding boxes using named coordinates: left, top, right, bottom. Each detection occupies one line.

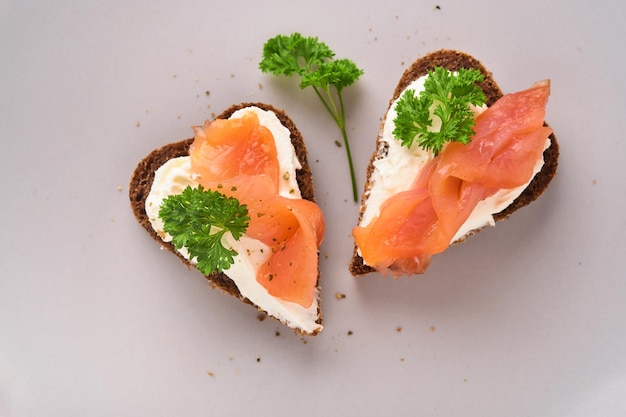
left=359, top=74, right=551, bottom=247
left=145, top=106, right=321, bottom=334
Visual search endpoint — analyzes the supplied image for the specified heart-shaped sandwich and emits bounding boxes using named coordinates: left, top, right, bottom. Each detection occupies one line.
left=350, top=50, right=559, bottom=277
left=130, top=103, right=325, bottom=335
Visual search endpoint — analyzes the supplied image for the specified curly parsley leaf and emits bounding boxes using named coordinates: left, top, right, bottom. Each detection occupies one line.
left=260, top=33, right=364, bottom=201
left=300, top=59, right=362, bottom=90
left=158, top=185, right=250, bottom=275
left=392, top=67, right=486, bottom=155
left=259, top=33, right=334, bottom=76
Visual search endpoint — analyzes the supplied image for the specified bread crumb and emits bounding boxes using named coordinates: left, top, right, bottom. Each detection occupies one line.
left=334, top=140, right=342, bottom=147
left=347, top=330, right=353, bottom=336
left=194, top=77, right=199, bottom=82
left=256, top=356, right=261, bottom=363
left=275, top=330, right=281, bottom=337
left=135, top=121, right=140, bottom=127
left=257, top=313, right=267, bottom=322
left=335, top=292, right=346, bottom=300
left=117, top=186, right=123, bottom=191
left=592, top=179, right=597, bottom=185
left=207, top=371, right=214, bottom=377
left=258, top=83, right=263, bottom=90
left=400, top=358, right=405, bottom=362
left=396, top=326, right=402, bottom=333
left=205, top=90, right=210, bottom=96
left=429, top=326, right=436, bottom=332
left=434, top=5, right=441, bottom=10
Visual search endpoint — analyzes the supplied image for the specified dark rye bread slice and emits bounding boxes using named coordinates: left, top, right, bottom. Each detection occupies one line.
left=349, top=49, right=559, bottom=275
left=129, top=102, right=322, bottom=335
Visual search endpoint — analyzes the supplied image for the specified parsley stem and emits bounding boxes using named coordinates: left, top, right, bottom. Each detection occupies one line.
left=312, top=86, right=340, bottom=126
left=312, top=86, right=359, bottom=202
left=337, top=91, right=358, bottom=202
left=340, top=122, right=358, bottom=202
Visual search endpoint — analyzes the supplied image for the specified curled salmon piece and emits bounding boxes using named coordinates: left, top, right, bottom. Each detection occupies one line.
left=353, top=81, right=552, bottom=277
left=190, top=112, right=325, bottom=307
left=252, top=197, right=324, bottom=306
left=190, top=112, right=279, bottom=197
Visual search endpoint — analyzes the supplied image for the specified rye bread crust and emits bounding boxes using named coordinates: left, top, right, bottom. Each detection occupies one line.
left=129, top=102, right=322, bottom=334
left=349, top=49, right=560, bottom=276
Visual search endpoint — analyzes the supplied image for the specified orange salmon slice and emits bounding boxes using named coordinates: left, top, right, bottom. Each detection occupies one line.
left=353, top=81, right=552, bottom=277
left=189, top=111, right=324, bottom=307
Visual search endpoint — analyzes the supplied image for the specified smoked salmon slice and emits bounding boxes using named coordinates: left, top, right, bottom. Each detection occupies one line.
left=251, top=197, right=324, bottom=305
left=189, top=111, right=325, bottom=307
left=353, top=81, right=552, bottom=277
left=190, top=112, right=279, bottom=198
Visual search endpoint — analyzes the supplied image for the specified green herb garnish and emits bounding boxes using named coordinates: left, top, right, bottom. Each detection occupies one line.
left=392, top=67, right=486, bottom=155
left=259, top=32, right=364, bottom=201
left=158, top=185, right=250, bottom=274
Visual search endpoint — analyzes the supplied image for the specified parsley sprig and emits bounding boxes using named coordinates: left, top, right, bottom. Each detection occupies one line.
left=393, top=67, right=486, bottom=155
left=259, top=33, right=364, bottom=201
left=158, top=185, right=250, bottom=275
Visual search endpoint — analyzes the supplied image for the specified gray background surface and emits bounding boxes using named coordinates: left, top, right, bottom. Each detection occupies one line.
left=1, top=0, right=625, bottom=416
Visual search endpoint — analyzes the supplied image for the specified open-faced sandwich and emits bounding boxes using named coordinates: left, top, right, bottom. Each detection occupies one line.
left=350, top=50, right=559, bottom=277
left=130, top=103, right=325, bottom=335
